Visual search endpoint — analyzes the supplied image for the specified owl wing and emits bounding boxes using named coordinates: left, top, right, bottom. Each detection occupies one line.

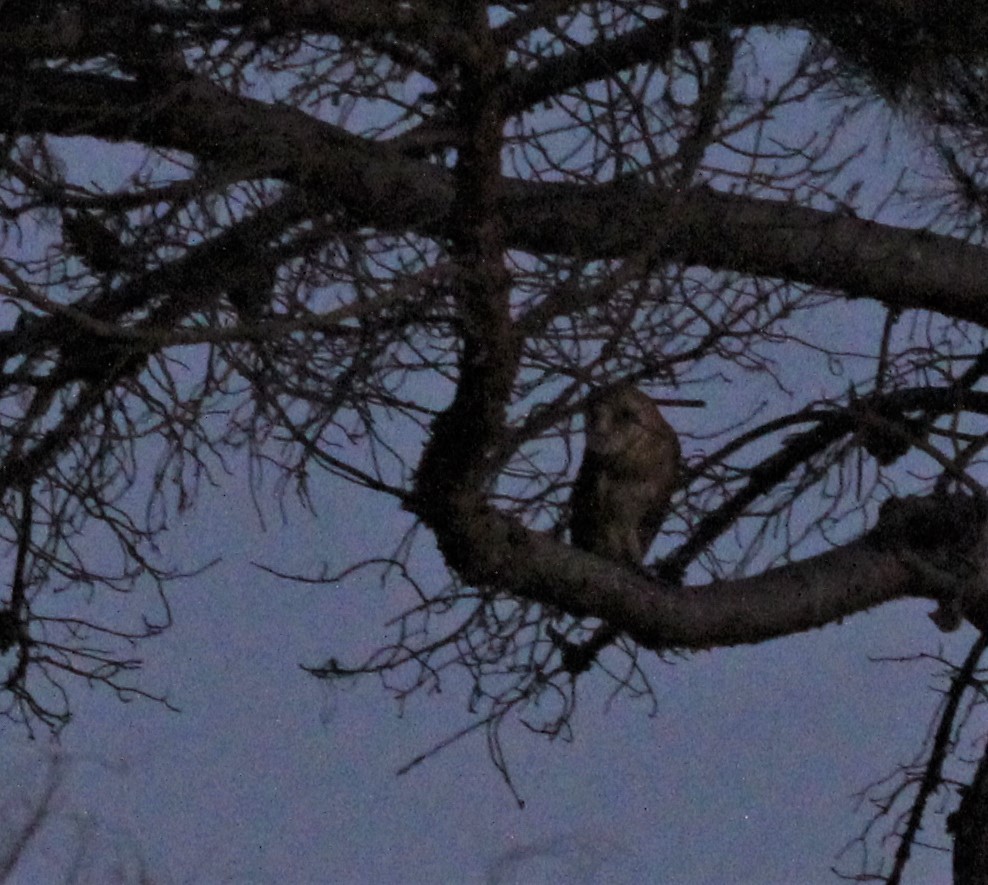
left=569, top=450, right=608, bottom=555
left=634, top=428, right=681, bottom=558
left=636, top=460, right=679, bottom=559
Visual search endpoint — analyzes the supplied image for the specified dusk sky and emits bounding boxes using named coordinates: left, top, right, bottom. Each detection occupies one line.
left=2, top=466, right=969, bottom=883
left=2, top=291, right=970, bottom=881
left=1, top=7, right=983, bottom=885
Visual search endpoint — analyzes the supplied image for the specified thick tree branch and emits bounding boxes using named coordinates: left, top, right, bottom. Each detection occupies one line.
left=412, top=9, right=521, bottom=572
left=4, top=68, right=987, bottom=329
left=407, top=492, right=984, bottom=653
left=502, top=181, right=988, bottom=327
left=951, top=717, right=988, bottom=885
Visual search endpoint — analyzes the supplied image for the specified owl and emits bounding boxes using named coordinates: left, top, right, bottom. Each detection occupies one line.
left=569, top=385, right=681, bottom=566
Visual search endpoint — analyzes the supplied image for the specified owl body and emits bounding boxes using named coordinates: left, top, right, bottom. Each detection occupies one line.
left=570, top=386, right=680, bottom=565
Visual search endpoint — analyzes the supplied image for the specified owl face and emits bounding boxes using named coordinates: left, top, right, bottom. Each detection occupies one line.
left=585, top=387, right=669, bottom=459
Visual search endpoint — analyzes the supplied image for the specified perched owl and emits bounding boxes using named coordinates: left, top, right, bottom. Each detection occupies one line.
left=569, top=386, right=681, bottom=566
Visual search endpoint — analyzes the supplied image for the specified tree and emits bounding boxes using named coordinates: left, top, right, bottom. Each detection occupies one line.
left=2, top=1, right=988, bottom=880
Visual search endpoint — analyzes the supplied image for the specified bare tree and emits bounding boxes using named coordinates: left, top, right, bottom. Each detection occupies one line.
left=3, top=1, right=988, bottom=880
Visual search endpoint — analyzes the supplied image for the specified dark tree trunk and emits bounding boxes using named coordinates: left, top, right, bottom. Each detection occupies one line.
left=952, top=743, right=988, bottom=885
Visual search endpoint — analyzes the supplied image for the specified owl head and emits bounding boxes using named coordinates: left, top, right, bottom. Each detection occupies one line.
left=584, top=385, right=674, bottom=458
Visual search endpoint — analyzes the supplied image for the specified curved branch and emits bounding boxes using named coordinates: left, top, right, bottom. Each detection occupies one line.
left=408, top=492, right=982, bottom=654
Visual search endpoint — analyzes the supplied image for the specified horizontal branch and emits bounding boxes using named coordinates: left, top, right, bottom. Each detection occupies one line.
left=502, top=181, right=988, bottom=328
left=4, top=69, right=988, bottom=329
